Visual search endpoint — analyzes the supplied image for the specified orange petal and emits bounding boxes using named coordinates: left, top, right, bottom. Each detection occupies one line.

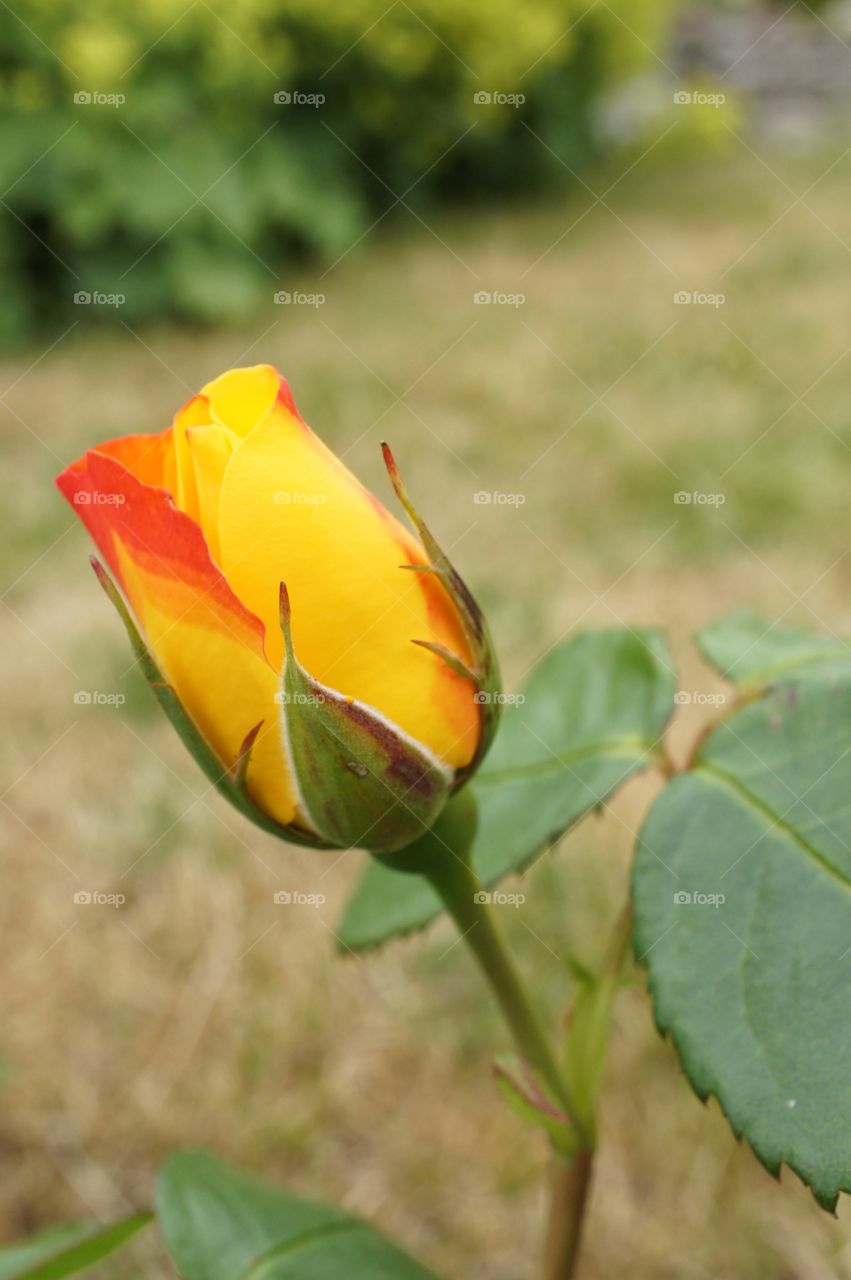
left=57, top=448, right=297, bottom=825
left=85, top=426, right=176, bottom=492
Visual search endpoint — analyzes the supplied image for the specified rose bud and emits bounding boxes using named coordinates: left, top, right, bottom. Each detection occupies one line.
left=57, top=365, right=499, bottom=853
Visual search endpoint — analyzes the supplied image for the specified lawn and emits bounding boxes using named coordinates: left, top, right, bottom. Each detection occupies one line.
left=2, top=140, right=851, bottom=1278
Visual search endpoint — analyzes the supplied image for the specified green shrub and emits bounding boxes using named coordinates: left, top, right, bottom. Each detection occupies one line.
left=0, top=0, right=678, bottom=344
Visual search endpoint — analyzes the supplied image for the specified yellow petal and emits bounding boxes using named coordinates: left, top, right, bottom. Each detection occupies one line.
left=170, top=392, right=217, bottom=522
left=217, top=397, right=479, bottom=769
left=202, top=365, right=282, bottom=438
left=185, top=424, right=239, bottom=563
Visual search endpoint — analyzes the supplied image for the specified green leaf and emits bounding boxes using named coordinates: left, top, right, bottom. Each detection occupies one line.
left=632, top=672, right=851, bottom=1209
left=156, top=1151, right=440, bottom=1280
left=339, top=628, right=675, bottom=950
left=0, top=1214, right=151, bottom=1279
left=696, top=608, right=851, bottom=690
left=0, top=1228, right=82, bottom=1280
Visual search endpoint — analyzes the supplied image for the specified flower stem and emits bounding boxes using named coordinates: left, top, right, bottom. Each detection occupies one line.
left=543, top=1151, right=593, bottom=1280
left=375, top=793, right=597, bottom=1278
left=423, top=851, right=595, bottom=1280
left=425, top=851, right=573, bottom=1120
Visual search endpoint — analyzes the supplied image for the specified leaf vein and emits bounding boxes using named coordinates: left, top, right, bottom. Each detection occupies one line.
left=694, top=762, right=851, bottom=893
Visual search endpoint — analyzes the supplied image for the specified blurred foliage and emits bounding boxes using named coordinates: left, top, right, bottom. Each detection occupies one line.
left=0, top=0, right=678, bottom=345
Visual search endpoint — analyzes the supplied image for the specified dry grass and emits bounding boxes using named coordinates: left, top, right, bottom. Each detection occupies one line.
left=2, top=142, right=851, bottom=1278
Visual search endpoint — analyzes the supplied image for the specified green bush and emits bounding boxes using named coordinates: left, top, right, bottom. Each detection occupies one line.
left=0, top=0, right=678, bottom=345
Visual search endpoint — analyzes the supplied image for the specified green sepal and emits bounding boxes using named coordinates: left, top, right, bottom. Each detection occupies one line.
left=382, top=442, right=501, bottom=783
left=494, top=1053, right=579, bottom=1159
left=278, top=582, right=453, bottom=853
left=367, top=785, right=479, bottom=879
left=411, top=638, right=478, bottom=683
left=562, top=969, right=619, bottom=1144
left=91, top=558, right=330, bottom=849
left=561, top=911, right=631, bottom=1142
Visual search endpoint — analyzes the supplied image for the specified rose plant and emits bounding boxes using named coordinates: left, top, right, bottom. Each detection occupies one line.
left=3, top=365, right=846, bottom=1279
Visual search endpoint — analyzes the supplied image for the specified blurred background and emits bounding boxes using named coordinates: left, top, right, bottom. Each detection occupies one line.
left=2, top=0, right=851, bottom=1275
